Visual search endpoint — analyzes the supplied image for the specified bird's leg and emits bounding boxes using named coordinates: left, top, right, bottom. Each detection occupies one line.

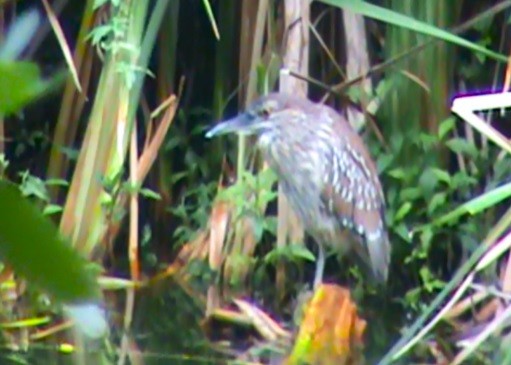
left=313, top=244, right=325, bottom=290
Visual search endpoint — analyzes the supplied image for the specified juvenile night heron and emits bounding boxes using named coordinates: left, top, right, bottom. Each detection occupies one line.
left=206, top=92, right=390, bottom=288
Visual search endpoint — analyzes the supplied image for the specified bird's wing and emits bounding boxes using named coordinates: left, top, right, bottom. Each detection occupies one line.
left=320, top=138, right=384, bottom=239
left=318, top=111, right=390, bottom=281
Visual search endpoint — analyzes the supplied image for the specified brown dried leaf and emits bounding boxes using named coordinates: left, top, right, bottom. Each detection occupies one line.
left=147, top=231, right=209, bottom=285
left=233, top=299, right=291, bottom=341
left=503, top=45, right=511, bottom=93
left=209, top=200, right=231, bottom=270
left=202, top=298, right=291, bottom=363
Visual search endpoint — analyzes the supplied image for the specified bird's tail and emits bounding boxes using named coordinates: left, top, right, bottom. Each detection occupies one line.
left=365, top=227, right=391, bottom=283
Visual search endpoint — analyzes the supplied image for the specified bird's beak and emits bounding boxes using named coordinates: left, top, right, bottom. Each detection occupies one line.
left=205, top=113, right=254, bottom=138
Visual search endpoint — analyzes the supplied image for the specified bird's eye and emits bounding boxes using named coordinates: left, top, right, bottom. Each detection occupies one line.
left=259, top=108, right=270, bottom=118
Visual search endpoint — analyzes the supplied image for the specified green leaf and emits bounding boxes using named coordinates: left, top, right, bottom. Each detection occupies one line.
left=394, top=202, right=412, bottom=222
left=430, top=181, right=511, bottom=227
left=390, top=133, right=404, bottom=152
left=451, top=172, right=477, bottom=190
left=170, top=171, right=188, bottom=184
left=57, top=145, right=80, bottom=160
left=201, top=0, right=220, bottom=40
left=43, top=204, right=63, bottom=216
left=19, top=172, right=49, bottom=202
left=376, top=153, right=394, bottom=173
left=45, top=178, right=69, bottom=187
left=388, top=168, right=407, bottom=180
left=140, top=188, right=162, bottom=200
left=403, top=287, right=421, bottom=309
left=431, top=168, right=451, bottom=186
left=318, top=0, right=508, bottom=63
left=419, top=267, right=444, bottom=292
left=0, top=316, right=50, bottom=328
left=0, top=61, right=48, bottom=116
left=262, top=216, right=277, bottom=235
left=438, top=117, right=456, bottom=139
left=400, top=187, right=422, bottom=202
left=394, top=223, right=412, bottom=243
left=418, top=168, right=438, bottom=197
left=288, top=244, right=316, bottom=262
left=445, top=138, right=479, bottom=159
left=98, top=276, right=137, bottom=290
left=264, top=244, right=316, bottom=264
left=420, top=229, right=433, bottom=251
left=251, top=215, right=265, bottom=243
left=418, top=133, right=437, bottom=151
left=427, top=192, right=447, bottom=216
left=0, top=181, right=100, bottom=303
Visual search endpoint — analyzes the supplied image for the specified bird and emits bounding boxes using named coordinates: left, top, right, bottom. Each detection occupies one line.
left=206, top=92, right=390, bottom=288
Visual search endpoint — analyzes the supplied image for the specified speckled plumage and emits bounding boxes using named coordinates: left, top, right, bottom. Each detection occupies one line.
left=207, top=92, right=390, bottom=286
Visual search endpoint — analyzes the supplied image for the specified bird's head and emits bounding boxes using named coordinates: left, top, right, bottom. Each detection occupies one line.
left=206, top=92, right=306, bottom=138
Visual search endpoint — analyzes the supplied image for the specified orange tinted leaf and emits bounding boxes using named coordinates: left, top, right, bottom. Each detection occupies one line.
left=286, top=284, right=366, bottom=365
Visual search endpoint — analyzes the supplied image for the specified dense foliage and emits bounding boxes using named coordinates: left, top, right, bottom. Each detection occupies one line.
left=1, top=0, right=511, bottom=364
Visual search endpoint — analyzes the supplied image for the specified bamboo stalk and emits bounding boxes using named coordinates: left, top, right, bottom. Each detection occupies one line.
left=277, top=0, right=309, bottom=294
left=59, top=1, right=150, bottom=257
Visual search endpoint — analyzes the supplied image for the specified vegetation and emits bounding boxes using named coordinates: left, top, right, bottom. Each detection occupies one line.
left=1, top=0, right=511, bottom=364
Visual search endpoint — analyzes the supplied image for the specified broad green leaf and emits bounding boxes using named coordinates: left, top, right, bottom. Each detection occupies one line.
left=0, top=181, right=100, bottom=303
left=0, top=62, right=48, bottom=116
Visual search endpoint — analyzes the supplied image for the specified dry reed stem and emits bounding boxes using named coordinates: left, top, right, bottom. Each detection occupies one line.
left=276, top=0, right=309, bottom=295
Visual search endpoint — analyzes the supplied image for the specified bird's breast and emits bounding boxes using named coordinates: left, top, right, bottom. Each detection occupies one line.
left=258, top=132, right=334, bottom=234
